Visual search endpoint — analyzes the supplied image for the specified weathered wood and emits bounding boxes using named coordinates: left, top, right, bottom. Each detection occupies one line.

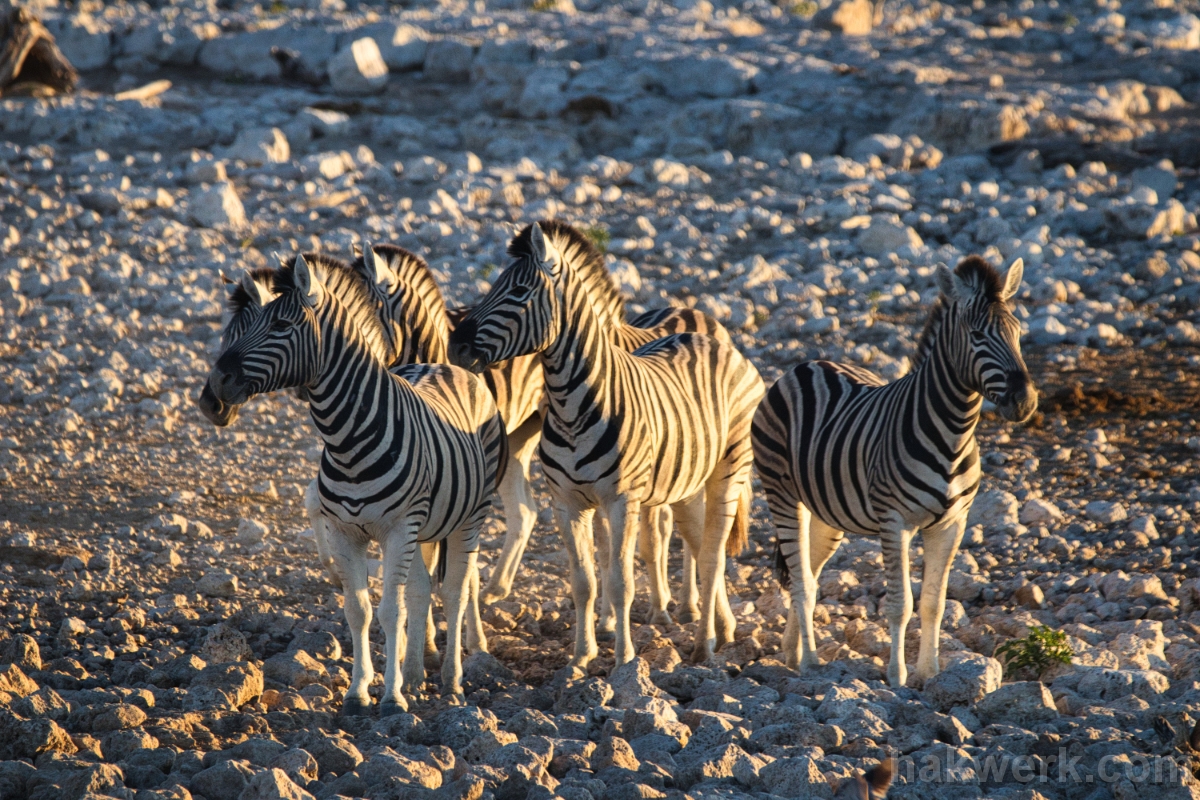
left=0, top=6, right=77, bottom=96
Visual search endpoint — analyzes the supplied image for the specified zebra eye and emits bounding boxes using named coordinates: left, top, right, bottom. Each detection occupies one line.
left=271, top=319, right=291, bottom=332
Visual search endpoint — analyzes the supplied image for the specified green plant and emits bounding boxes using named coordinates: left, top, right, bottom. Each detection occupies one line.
left=269, top=0, right=287, bottom=13
left=478, top=262, right=497, bottom=280
left=1063, top=13, right=1078, bottom=28
left=530, top=0, right=558, bottom=10
left=789, top=0, right=818, bottom=16
left=995, top=626, right=1073, bottom=680
left=582, top=226, right=611, bottom=254
left=867, top=288, right=883, bottom=313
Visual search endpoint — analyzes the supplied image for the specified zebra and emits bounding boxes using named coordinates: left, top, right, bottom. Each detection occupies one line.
left=199, top=255, right=507, bottom=712
left=356, top=223, right=732, bottom=628
left=449, top=222, right=764, bottom=665
left=751, top=256, right=1037, bottom=688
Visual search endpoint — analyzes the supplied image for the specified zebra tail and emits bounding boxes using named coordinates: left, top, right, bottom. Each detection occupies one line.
left=725, top=482, right=750, bottom=557
left=434, top=540, right=447, bottom=584
left=772, top=541, right=789, bottom=585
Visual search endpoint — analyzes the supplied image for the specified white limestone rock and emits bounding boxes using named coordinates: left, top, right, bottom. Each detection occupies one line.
left=328, top=38, right=389, bottom=96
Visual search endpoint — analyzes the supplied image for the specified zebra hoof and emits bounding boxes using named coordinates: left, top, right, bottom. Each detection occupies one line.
left=481, top=587, right=508, bottom=605
left=595, top=628, right=615, bottom=642
left=649, top=609, right=674, bottom=627
left=424, top=652, right=443, bottom=670
left=341, top=696, right=373, bottom=717
left=379, top=698, right=409, bottom=717
left=677, top=607, right=700, bottom=624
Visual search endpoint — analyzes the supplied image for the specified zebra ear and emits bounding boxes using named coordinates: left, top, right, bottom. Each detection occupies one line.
left=240, top=270, right=267, bottom=307
left=294, top=255, right=323, bottom=308
left=530, top=222, right=559, bottom=277
left=935, top=264, right=957, bottom=299
left=364, top=240, right=397, bottom=291
left=1002, top=258, right=1024, bottom=301
left=219, top=269, right=235, bottom=287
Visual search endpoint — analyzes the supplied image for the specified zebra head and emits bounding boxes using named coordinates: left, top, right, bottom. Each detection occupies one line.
left=936, top=256, right=1038, bottom=423
left=197, top=267, right=279, bottom=426
left=200, top=255, right=323, bottom=425
left=449, top=222, right=563, bottom=373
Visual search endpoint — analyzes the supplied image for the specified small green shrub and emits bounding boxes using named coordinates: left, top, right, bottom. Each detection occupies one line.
left=582, top=226, right=611, bottom=254
left=789, top=1, right=818, bottom=16
left=478, top=262, right=497, bottom=280
left=995, top=626, right=1073, bottom=680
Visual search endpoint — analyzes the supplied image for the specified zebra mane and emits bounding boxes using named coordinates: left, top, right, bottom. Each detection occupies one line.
left=954, top=255, right=1005, bottom=302
left=353, top=245, right=450, bottom=318
left=226, top=266, right=277, bottom=316
left=913, top=256, right=1006, bottom=368
left=509, top=220, right=626, bottom=326
left=274, top=254, right=391, bottom=363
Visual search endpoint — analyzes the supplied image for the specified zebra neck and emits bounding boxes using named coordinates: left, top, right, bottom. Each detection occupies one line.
left=540, top=271, right=617, bottom=418
left=307, top=320, right=410, bottom=464
left=912, top=314, right=983, bottom=441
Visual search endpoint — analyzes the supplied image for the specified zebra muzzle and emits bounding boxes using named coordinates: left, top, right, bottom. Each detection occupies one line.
left=197, top=381, right=240, bottom=427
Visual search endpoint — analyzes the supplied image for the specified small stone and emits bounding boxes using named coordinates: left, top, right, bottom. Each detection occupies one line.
left=594, top=735, right=639, bottom=771
left=59, top=617, right=90, bottom=638
left=187, top=661, right=264, bottom=711
left=0, top=709, right=76, bottom=760
left=857, top=215, right=923, bottom=256
left=237, top=767, right=316, bottom=800
left=1019, top=498, right=1063, bottom=525
left=224, top=127, right=290, bottom=166
left=1085, top=501, right=1128, bottom=524
left=268, top=749, right=319, bottom=786
left=759, top=755, right=832, bottom=799
left=190, top=182, right=246, bottom=230
left=973, top=681, right=1057, bottom=726
left=608, top=657, right=663, bottom=707
left=197, top=570, right=239, bottom=598
left=1015, top=582, right=1045, bottom=609
left=92, top=702, right=148, bottom=732
left=191, top=759, right=258, bottom=800
left=814, top=0, right=874, bottom=35
left=328, top=37, right=389, bottom=95
left=923, top=653, right=1003, bottom=712
left=237, top=518, right=270, bottom=544
left=555, top=677, right=614, bottom=714
left=0, top=634, right=42, bottom=672
left=0, top=664, right=37, bottom=698
left=202, top=624, right=253, bottom=663
left=968, top=489, right=1019, bottom=528
left=263, top=650, right=329, bottom=690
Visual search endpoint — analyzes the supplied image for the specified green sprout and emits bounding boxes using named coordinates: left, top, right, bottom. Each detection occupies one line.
left=582, top=226, right=611, bottom=254
left=789, top=1, right=819, bottom=16
left=995, top=625, right=1073, bottom=680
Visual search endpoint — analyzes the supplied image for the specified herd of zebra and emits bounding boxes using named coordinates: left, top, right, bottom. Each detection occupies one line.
left=196, top=219, right=1038, bottom=715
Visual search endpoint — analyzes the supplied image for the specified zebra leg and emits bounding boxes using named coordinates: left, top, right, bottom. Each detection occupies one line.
left=377, top=531, right=420, bottom=714
left=640, top=505, right=673, bottom=626
left=560, top=504, right=600, bottom=667
left=679, top=538, right=699, bottom=623
left=305, top=480, right=342, bottom=590
left=671, top=494, right=705, bottom=627
left=594, top=512, right=616, bottom=638
left=482, top=416, right=542, bottom=604
left=440, top=530, right=476, bottom=700
left=466, top=559, right=488, bottom=655
left=328, top=532, right=373, bottom=715
left=809, top=519, right=845, bottom=578
left=915, top=516, right=967, bottom=682
left=420, top=542, right=440, bottom=669
left=691, top=479, right=741, bottom=662
left=607, top=493, right=641, bottom=666
left=400, top=549, right=433, bottom=704
left=775, top=499, right=819, bottom=672
left=880, top=518, right=916, bottom=688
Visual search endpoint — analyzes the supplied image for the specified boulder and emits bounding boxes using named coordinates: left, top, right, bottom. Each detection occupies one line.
left=967, top=490, right=1019, bottom=528
left=238, top=767, right=315, bottom=800
left=223, top=127, right=290, bottom=166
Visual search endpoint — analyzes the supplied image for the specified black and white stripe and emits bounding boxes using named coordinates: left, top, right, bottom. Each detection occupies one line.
left=200, top=255, right=507, bottom=713
left=449, top=222, right=763, bottom=666
left=752, top=256, right=1037, bottom=687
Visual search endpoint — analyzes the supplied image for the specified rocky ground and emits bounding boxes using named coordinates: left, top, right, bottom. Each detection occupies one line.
left=3, top=0, right=1200, bottom=797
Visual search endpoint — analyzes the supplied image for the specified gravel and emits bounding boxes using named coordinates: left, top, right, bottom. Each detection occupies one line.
left=2, top=0, right=1200, bottom=796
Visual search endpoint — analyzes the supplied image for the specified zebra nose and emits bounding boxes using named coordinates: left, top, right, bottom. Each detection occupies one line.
left=449, top=340, right=481, bottom=372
